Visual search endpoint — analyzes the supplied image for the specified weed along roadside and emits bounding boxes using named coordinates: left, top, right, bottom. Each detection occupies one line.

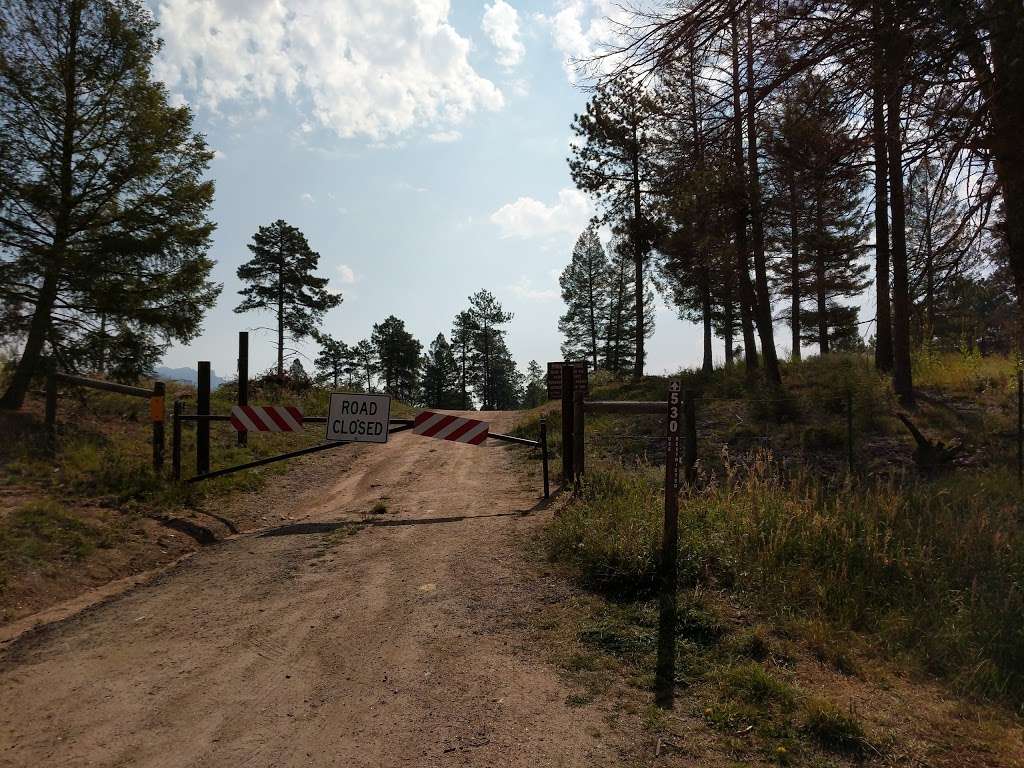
left=513, top=354, right=1024, bottom=767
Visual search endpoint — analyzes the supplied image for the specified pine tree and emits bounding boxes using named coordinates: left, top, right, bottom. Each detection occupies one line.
left=766, top=74, right=871, bottom=356
left=287, top=358, right=310, bottom=387
left=559, top=226, right=610, bottom=370
left=603, top=237, right=655, bottom=375
left=0, top=0, right=220, bottom=407
left=314, top=333, right=350, bottom=387
left=234, top=220, right=341, bottom=379
left=570, top=77, right=660, bottom=378
left=420, top=333, right=462, bottom=409
left=451, top=311, right=476, bottom=409
left=351, top=339, right=378, bottom=392
left=465, top=290, right=514, bottom=410
left=371, top=316, right=422, bottom=403
left=906, top=159, right=977, bottom=343
left=523, top=360, right=547, bottom=408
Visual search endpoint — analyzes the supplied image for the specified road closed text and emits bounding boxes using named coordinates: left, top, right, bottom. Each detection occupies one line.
left=326, top=393, right=391, bottom=444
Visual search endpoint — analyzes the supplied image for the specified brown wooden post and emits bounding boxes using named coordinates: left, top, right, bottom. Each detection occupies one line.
left=237, top=331, right=249, bottom=447
left=683, top=389, right=697, bottom=484
left=152, top=381, right=165, bottom=474
left=560, top=363, right=575, bottom=484
left=197, top=361, right=211, bottom=475
left=45, top=358, right=57, bottom=453
left=655, top=380, right=682, bottom=709
left=573, top=390, right=585, bottom=485
left=172, top=399, right=182, bottom=481
left=540, top=416, right=550, bottom=499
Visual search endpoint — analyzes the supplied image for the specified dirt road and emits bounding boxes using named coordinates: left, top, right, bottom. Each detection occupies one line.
left=0, top=413, right=614, bottom=767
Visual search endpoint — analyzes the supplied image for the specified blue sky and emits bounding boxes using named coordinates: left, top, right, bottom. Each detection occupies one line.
left=152, top=0, right=705, bottom=380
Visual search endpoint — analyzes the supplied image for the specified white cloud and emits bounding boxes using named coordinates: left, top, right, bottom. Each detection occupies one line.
left=536, top=0, right=628, bottom=83
left=428, top=130, right=462, bottom=143
left=153, top=0, right=505, bottom=140
left=336, top=264, right=357, bottom=284
left=509, top=276, right=559, bottom=302
left=490, top=187, right=592, bottom=239
left=482, top=1, right=525, bottom=70
left=300, top=192, right=314, bottom=203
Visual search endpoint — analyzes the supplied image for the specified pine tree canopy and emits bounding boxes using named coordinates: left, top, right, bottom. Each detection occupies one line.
left=559, top=226, right=610, bottom=370
left=0, top=0, right=220, bottom=406
left=234, top=219, right=341, bottom=377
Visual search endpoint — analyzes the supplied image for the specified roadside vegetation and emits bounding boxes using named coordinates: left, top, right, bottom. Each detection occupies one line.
left=518, top=351, right=1024, bottom=764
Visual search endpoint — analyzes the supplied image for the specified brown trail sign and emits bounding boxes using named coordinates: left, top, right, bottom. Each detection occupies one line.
left=546, top=361, right=588, bottom=400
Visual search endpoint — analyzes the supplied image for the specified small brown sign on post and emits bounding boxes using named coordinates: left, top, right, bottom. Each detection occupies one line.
left=546, top=361, right=588, bottom=400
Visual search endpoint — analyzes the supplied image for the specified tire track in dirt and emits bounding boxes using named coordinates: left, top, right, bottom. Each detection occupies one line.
left=0, top=412, right=616, bottom=768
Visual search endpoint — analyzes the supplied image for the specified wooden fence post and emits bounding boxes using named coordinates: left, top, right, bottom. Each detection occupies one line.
left=172, top=399, right=182, bottom=481
left=573, top=389, right=585, bottom=484
left=152, top=381, right=165, bottom=474
left=655, top=380, right=682, bottom=709
left=561, top=363, right=575, bottom=484
left=197, top=361, right=211, bottom=476
left=238, top=331, right=248, bottom=447
left=540, top=416, right=550, bottom=499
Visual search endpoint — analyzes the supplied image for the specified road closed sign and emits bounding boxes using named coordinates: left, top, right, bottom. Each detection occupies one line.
left=326, top=392, right=391, bottom=443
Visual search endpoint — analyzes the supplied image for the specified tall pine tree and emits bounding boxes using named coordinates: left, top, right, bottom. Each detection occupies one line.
left=371, top=315, right=422, bottom=403
left=0, top=0, right=220, bottom=406
left=420, top=333, right=462, bottom=409
left=234, top=220, right=341, bottom=379
left=559, top=226, right=610, bottom=370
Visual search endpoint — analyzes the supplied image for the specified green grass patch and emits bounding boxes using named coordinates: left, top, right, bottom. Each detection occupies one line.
left=802, top=698, right=867, bottom=755
left=0, top=501, right=114, bottom=570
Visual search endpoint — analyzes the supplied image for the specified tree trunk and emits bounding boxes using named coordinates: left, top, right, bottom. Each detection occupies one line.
left=788, top=173, right=801, bottom=361
left=0, top=3, right=80, bottom=411
left=700, top=266, right=713, bottom=375
left=872, top=0, right=897, bottom=372
left=814, top=197, right=829, bottom=355
left=631, top=140, right=645, bottom=380
left=744, top=6, right=782, bottom=386
left=729, top=9, right=759, bottom=376
left=724, top=280, right=735, bottom=366
left=886, top=38, right=914, bottom=405
left=871, top=0, right=893, bottom=372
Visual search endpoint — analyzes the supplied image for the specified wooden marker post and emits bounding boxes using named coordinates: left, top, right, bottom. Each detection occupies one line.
left=561, top=363, right=575, bottom=484
left=197, top=361, right=211, bottom=476
left=655, top=380, right=682, bottom=709
left=172, top=399, right=183, bottom=481
left=237, top=331, right=249, bottom=447
left=573, top=389, right=585, bottom=484
left=540, top=416, right=550, bottom=499
left=152, top=381, right=165, bottom=474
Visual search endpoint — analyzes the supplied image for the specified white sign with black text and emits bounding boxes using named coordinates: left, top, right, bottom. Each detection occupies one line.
left=326, top=392, right=392, bottom=443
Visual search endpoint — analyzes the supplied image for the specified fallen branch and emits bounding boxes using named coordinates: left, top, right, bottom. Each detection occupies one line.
left=897, top=413, right=964, bottom=471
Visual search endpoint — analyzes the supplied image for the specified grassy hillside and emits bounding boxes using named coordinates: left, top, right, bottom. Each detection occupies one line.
left=516, top=351, right=1024, bottom=764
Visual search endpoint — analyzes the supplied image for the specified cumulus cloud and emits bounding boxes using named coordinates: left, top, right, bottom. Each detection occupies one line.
left=336, top=264, right=357, bottom=284
left=509, top=276, right=559, bottom=302
left=153, top=0, right=505, bottom=140
left=428, top=130, right=462, bottom=143
left=300, top=192, right=314, bottom=203
left=482, top=1, right=525, bottom=70
left=536, top=0, right=628, bottom=83
left=490, top=188, right=592, bottom=239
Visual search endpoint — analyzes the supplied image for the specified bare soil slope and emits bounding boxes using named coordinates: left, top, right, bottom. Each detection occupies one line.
left=0, top=413, right=614, bottom=767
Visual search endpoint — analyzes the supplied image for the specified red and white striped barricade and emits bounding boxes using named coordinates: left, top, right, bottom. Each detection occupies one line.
left=412, top=411, right=489, bottom=445
left=229, top=405, right=304, bottom=433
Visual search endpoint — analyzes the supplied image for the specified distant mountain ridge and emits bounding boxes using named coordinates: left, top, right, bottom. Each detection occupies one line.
left=155, top=365, right=226, bottom=389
